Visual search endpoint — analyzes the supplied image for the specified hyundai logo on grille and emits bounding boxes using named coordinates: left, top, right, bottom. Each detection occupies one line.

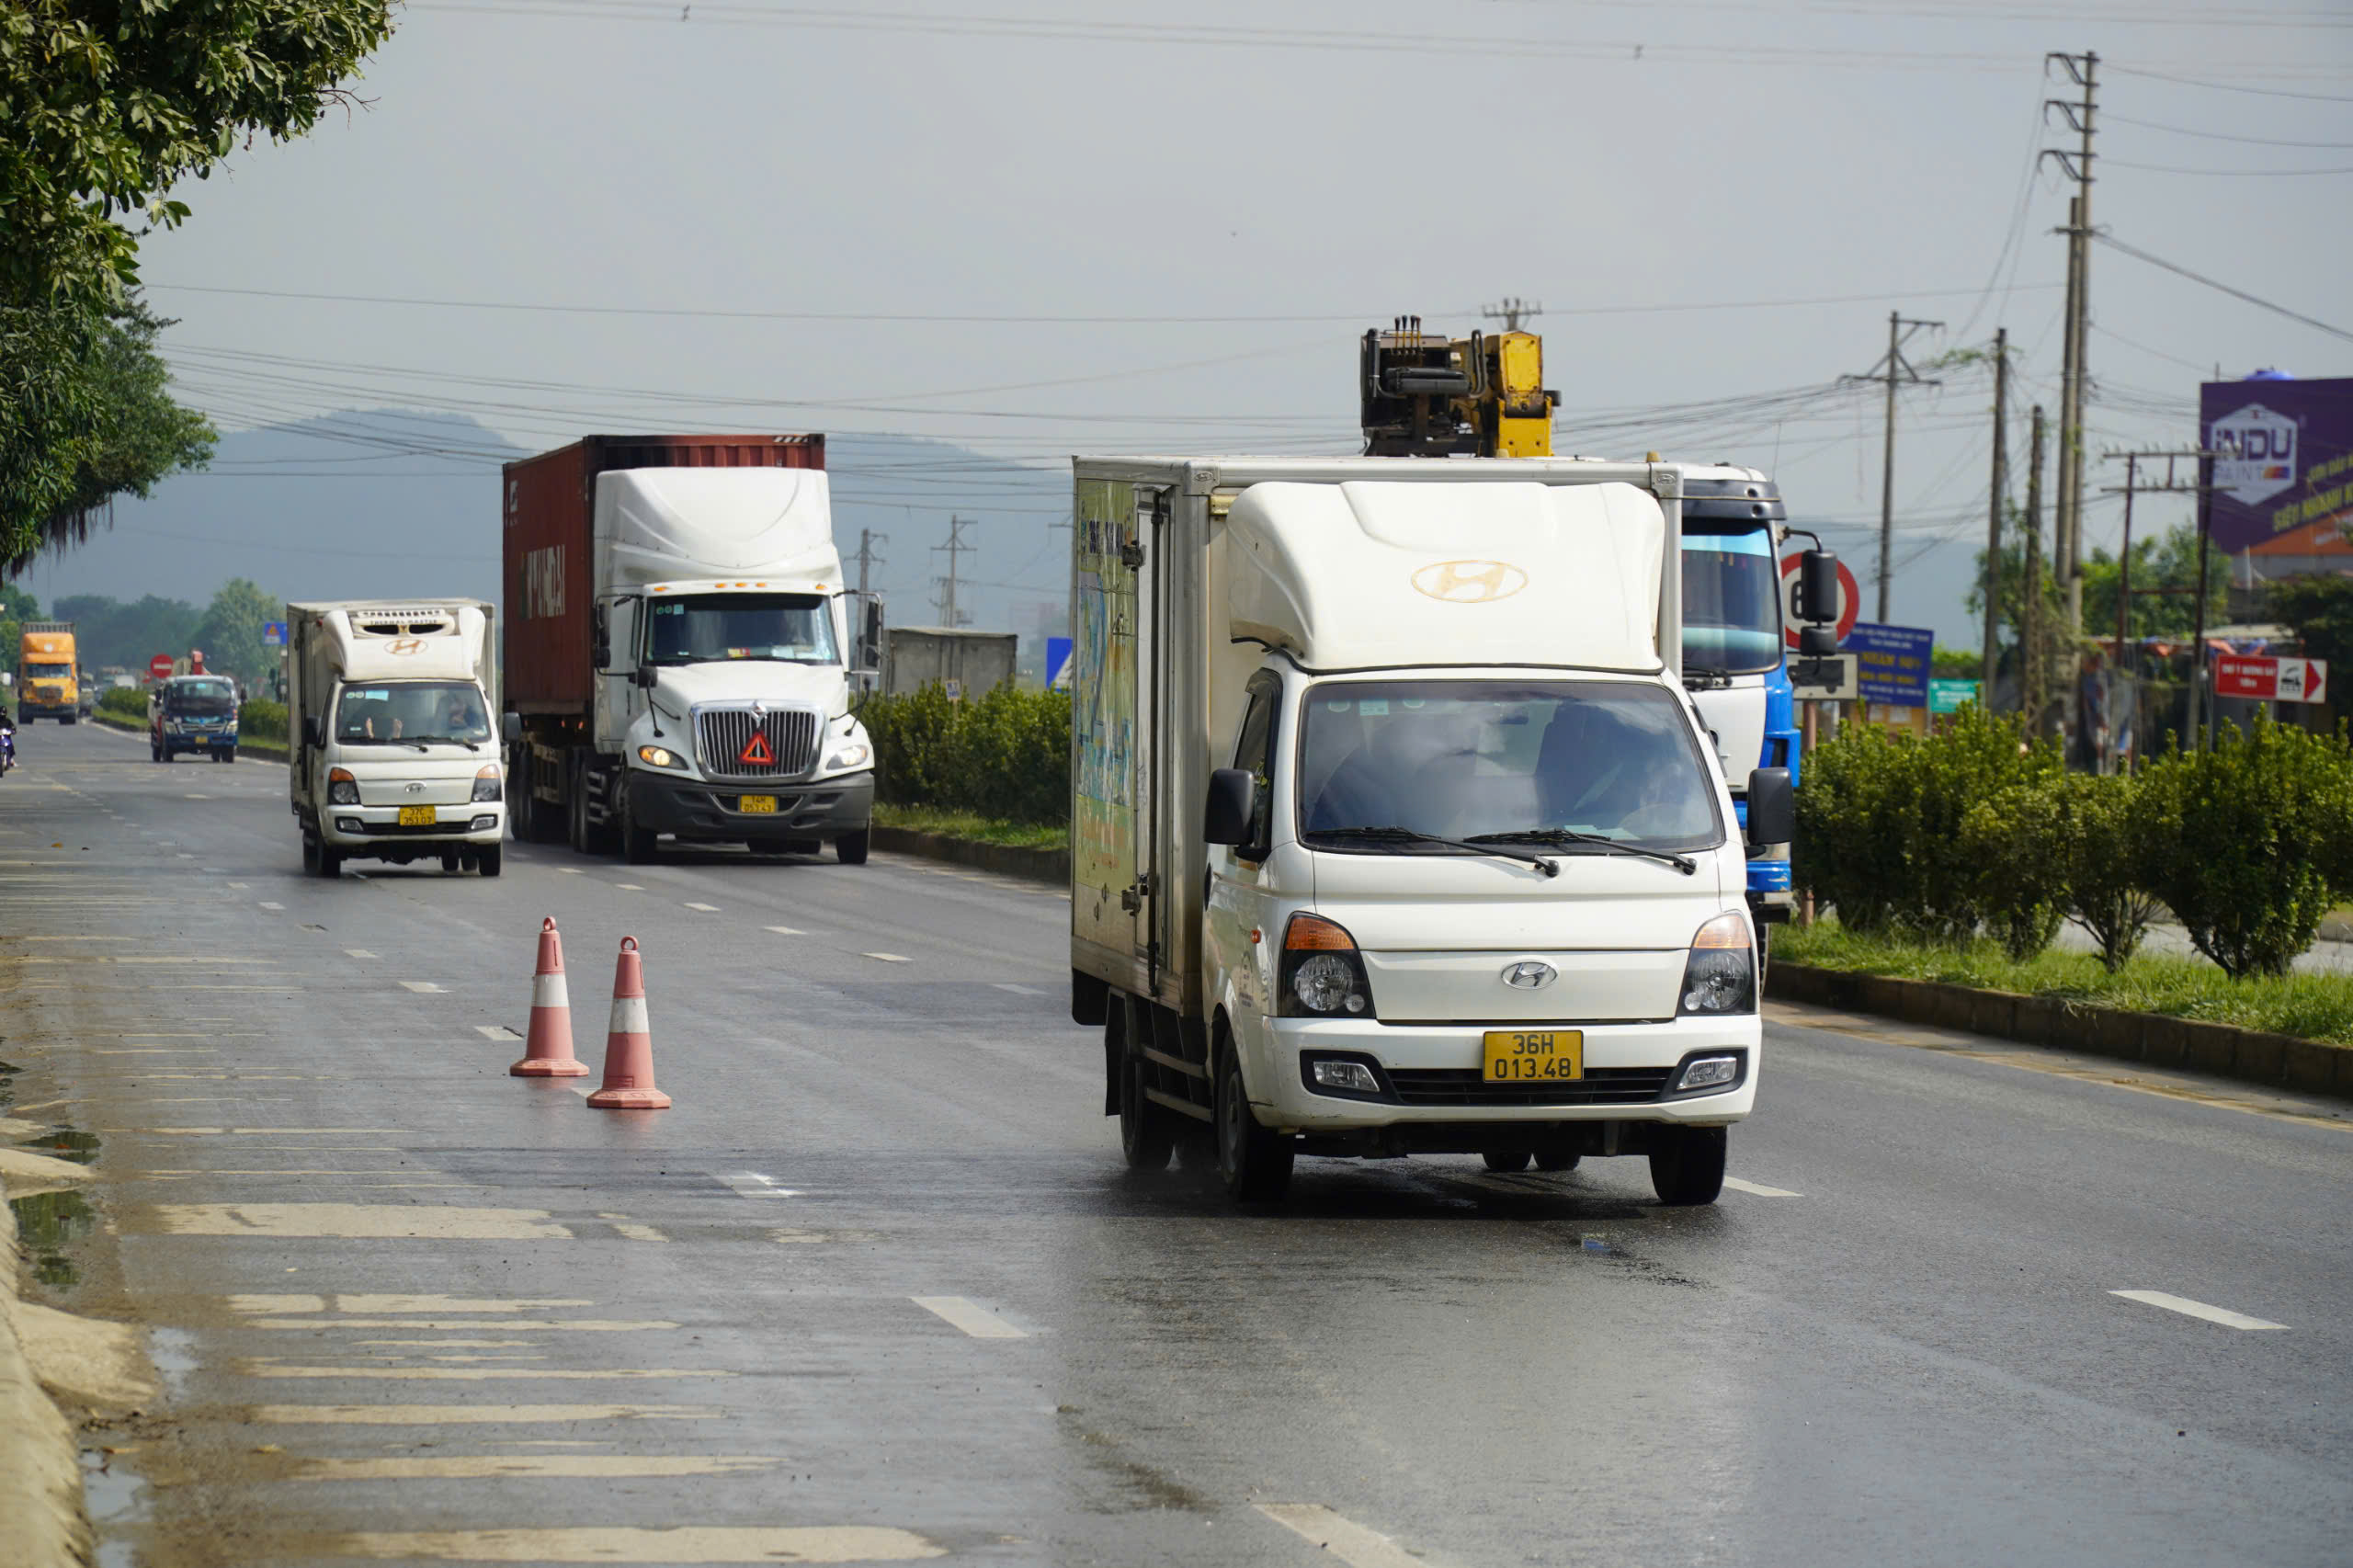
left=1501, top=960, right=1557, bottom=990
left=404, top=781, right=425, bottom=794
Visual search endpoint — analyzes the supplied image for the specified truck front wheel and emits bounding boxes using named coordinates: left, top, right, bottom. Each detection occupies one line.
left=1214, top=1038, right=1293, bottom=1203
left=1112, top=1008, right=1174, bottom=1173
left=1649, top=1126, right=1726, bottom=1206
left=835, top=828, right=870, bottom=865
left=618, top=776, right=657, bottom=864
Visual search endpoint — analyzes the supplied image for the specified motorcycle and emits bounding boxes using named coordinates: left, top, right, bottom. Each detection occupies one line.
left=0, top=727, right=15, bottom=777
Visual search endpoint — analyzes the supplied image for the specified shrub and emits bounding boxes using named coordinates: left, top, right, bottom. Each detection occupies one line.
left=2136, top=714, right=2352, bottom=979
left=97, top=685, right=145, bottom=719
left=239, top=698, right=288, bottom=743
left=859, top=684, right=1070, bottom=824
left=2051, top=771, right=2162, bottom=972
left=1958, top=779, right=2067, bottom=960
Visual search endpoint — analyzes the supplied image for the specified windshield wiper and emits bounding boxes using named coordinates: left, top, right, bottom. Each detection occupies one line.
left=1306, top=825, right=1559, bottom=878
left=404, top=735, right=482, bottom=751
left=1465, top=828, right=1697, bottom=876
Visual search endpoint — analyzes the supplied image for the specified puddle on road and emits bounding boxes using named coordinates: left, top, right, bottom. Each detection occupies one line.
left=20, top=1124, right=100, bottom=1163
left=12, top=1186, right=96, bottom=1289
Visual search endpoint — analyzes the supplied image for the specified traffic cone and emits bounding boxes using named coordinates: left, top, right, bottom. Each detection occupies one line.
left=586, top=936, right=670, bottom=1110
left=511, top=916, right=587, bottom=1077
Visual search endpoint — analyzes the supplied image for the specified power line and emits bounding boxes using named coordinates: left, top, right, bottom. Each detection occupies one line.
left=2094, top=233, right=2353, bottom=343
left=2103, top=113, right=2353, bottom=149
left=2107, top=159, right=2353, bottom=175
left=2105, top=63, right=2353, bottom=102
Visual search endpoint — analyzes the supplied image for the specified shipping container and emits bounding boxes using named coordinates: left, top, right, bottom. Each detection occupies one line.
left=502, top=434, right=825, bottom=715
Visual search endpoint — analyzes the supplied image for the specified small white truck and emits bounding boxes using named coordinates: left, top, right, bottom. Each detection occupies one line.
left=287, top=600, right=506, bottom=878
left=1069, top=457, right=1792, bottom=1205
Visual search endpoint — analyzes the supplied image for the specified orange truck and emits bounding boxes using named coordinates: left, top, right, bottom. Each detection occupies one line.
left=17, top=622, right=82, bottom=723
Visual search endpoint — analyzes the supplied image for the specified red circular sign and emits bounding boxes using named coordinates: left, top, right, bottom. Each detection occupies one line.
left=147, top=654, right=174, bottom=683
left=1779, top=553, right=1860, bottom=650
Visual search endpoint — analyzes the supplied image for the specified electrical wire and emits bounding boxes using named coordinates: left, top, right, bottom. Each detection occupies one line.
left=2094, top=233, right=2353, bottom=344
left=2106, top=158, right=2353, bottom=176
left=2107, top=64, right=2353, bottom=102
left=2103, top=114, right=2353, bottom=150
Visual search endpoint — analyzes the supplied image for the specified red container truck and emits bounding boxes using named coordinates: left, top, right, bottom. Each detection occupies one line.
left=501, top=435, right=878, bottom=862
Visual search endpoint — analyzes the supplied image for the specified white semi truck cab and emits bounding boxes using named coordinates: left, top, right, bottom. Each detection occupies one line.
left=1070, top=458, right=1793, bottom=1206
left=287, top=601, right=505, bottom=879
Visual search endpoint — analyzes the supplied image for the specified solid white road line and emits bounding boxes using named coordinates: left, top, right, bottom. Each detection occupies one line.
left=1256, top=1505, right=1423, bottom=1568
left=764, top=926, right=804, bottom=936
left=864, top=952, right=910, bottom=963
left=398, top=982, right=447, bottom=994
left=911, top=1297, right=1026, bottom=1339
left=1722, top=1177, right=1803, bottom=1198
left=683, top=902, right=720, bottom=912
left=2110, top=1290, right=2290, bottom=1331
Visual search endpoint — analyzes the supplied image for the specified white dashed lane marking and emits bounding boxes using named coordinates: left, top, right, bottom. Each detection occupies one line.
left=991, top=983, right=1046, bottom=996
left=1722, top=1177, right=1802, bottom=1198
left=683, top=902, right=720, bottom=912
left=911, top=1297, right=1027, bottom=1339
left=258, top=901, right=284, bottom=911
left=864, top=952, right=910, bottom=963
left=398, top=982, right=447, bottom=994
left=715, top=1172, right=801, bottom=1199
left=1256, top=1505, right=1423, bottom=1568
left=2110, top=1290, right=2289, bottom=1331
left=615, top=883, right=644, bottom=892
left=556, top=868, right=585, bottom=874
left=764, top=926, right=804, bottom=936
left=473, top=1026, right=524, bottom=1041
left=345, top=949, right=378, bottom=960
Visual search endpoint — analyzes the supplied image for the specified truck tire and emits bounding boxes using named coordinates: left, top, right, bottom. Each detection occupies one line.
left=477, top=846, right=502, bottom=879
left=1214, top=1037, right=1293, bottom=1203
left=1532, top=1140, right=1582, bottom=1173
left=619, top=778, right=657, bottom=864
left=565, top=753, right=590, bottom=854
left=835, top=829, right=870, bottom=865
left=301, top=833, right=320, bottom=875
left=441, top=851, right=460, bottom=873
left=61, top=714, right=74, bottom=726
left=1649, top=1126, right=1726, bottom=1206
left=1482, top=1151, right=1532, bottom=1173
left=316, top=842, right=344, bottom=880
left=1112, top=1008, right=1174, bottom=1173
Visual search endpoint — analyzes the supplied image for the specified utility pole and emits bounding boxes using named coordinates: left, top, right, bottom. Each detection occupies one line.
left=2044, top=50, right=2098, bottom=637
left=2023, top=406, right=2046, bottom=734
left=2100, top=449, right=2216, bottom=756
left=1845, top=312, right=1944, bottom=622
left=931, top=516, right=975, bottom=629
left=1483, top=297, right=1542, bottom=333
left=1983, top=326, right=2008, bottom=710
left=855, top=528, right=885, bottom=601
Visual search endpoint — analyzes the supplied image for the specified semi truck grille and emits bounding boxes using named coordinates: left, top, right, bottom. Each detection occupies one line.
left=1386, top=1067, right=1673, bottom=1108
left=695, top=706, right=821, bottom=780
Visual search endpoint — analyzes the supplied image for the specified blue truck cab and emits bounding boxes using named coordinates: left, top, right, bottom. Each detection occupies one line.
left=152, top=674, right=240, bottom=764
left=1677, top=473, right=1799, bottom=924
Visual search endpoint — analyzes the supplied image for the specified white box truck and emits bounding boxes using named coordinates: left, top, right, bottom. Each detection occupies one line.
left=1069, top=457, right=1792, bottom=1205
left=287, top=600, right=506, bottom=878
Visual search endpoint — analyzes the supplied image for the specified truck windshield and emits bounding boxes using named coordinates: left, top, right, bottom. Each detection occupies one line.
left=165, top=680, right=235, bottom=716
left=1299, top=680, right=1722, bottom=852
left=643, top=594, right=837, bottom=665
left=1682, top=527, right=1783, bottom=676
left=336, top=681, right=491, bottom=744
left=25, top=663, right=71, bottom=680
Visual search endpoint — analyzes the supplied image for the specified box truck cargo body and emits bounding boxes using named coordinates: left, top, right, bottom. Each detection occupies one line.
left=501, top=435, right=876, bottom=864
left=1069, top=457, right=1792, bottom=1206
left=287, top=600, right=504, bottom=878
left=18, top=622, right=80, bottom=722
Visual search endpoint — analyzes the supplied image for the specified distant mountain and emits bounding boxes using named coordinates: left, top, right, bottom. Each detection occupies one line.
left=12, top=412, right=1073, bottom=644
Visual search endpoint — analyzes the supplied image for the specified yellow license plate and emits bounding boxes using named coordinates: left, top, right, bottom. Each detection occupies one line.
left=737, top=795, right=778, bottom=814
left=397, top=804, right=438, bottom=827
left=1483, top=1029, right=1584, bottom=1083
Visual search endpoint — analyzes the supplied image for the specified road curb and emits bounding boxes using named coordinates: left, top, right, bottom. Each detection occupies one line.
left=1768, top=960, right=2353, bottom=1100
left=0, top=1200, right=97, bottom=1568
left=870, top=825, right=1068, bottom=886
left=88, top=710, right=288, bottom=761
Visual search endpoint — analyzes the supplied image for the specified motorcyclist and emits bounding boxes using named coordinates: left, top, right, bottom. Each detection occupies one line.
left=0, top=707, right=17, bottom=773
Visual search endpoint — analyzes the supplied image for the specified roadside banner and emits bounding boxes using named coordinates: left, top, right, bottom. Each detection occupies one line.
left=1846, top=621, right=1935, bottom=708
left=2200, top=377, right=2353, bottom=556
left=1927, top=679, right=1980, bottom=714
left=2214, top=654, right=2329, bottom=704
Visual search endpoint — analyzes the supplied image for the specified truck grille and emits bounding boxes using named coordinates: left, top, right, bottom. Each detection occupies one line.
left=695, top=706, right=821, bottom=781
left=1386, top=1067, right=1672, bottom=1108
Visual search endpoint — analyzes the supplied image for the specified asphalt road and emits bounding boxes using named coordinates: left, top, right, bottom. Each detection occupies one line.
left=6, top=720, right=2350, bottom=1568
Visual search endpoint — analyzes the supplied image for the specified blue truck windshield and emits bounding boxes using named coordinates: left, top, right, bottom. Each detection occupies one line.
left=1683, top=528, right=1783, bottom=676
left=644, top=594, right=838, bottom=666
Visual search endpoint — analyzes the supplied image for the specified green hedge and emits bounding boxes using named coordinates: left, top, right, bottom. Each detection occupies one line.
left=859, top=684, right=1069, bottom=824
left=1796, top=708, right=2353, bottom=979
left=240, top=698, right=287, bottom=743
left=97, top=685, right=144, bottom=719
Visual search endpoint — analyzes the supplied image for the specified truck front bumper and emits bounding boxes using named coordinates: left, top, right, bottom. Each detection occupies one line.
left=628, top=767, right=873, bottom=843
left=1250, top=1015, right=1759, bottom=1132
left=321, top=805, right=505, bottom=848
left=160, top=731, right=236, bottom=755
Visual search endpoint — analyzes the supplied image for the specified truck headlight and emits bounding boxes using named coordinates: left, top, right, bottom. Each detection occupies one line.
left=1277, top=914, right=1377, bottom=1019
left=328, top=767, right=359, bottom=806
left=636, top=744, right=686, bottom=770
left=1677, top=913, right=1756, bottom=1016
left=824, top=741, right=870, bottom=770
left=472, top=763, right=503, bottom=802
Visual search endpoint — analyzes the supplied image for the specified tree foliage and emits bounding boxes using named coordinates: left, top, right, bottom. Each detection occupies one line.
left=52, top=589, right=200, bottom=670
left=2268, top=574, right=2353, bottom=676
left=191, top=575, right=278, bottom=686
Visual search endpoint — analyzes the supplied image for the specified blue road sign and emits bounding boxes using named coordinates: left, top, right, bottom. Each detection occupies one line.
left=1845, top=620, right=1934, bottom=708
left=1046, top=635, right=1074, bottom=690
left=262, top=621, right=288, bottom=648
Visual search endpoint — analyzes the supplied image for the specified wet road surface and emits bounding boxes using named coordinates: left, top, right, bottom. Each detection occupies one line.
left=6, top=722, right=2350, bottom=1566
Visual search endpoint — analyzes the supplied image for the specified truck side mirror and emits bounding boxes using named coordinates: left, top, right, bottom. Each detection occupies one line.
left=1204, top=767, right=1256, bottom=846
left=592, top=603, right=611, bottom=672
left=1745, top=767, right=1795, bottom=847
left=501, top=712, right=523, bottom=744
left=1798, top=624, right=1840, bottom=658
left=1798, top=549, right=1839, bottom=624
left=302, top=714, right=324, bottom=749
left=631, top=666, right=656, bottom=689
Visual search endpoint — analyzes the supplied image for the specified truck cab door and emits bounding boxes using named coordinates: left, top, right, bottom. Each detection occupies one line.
left=593, top=597, right=643, bottom=749
left=1207, top=671, right=1282, bottom=1020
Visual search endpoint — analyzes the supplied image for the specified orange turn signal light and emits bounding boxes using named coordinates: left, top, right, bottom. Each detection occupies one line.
left=1284, top=913, right=1358, bottom=952
left=1691, top=913, right=1751, bottom=950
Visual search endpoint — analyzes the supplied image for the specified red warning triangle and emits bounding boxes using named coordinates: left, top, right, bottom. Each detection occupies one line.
left=739, top=731, right=776, bottom=767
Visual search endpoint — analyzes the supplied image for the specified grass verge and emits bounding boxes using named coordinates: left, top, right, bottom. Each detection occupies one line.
left=1779, top=921, right=2353, bottom=1045
left=872, top=803, right=1067, bottom=850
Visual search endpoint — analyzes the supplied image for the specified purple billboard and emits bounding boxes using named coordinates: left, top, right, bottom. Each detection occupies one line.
left=2200, top=376, right=2353, bottom=557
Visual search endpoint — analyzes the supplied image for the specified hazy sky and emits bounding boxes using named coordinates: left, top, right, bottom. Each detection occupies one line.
left=50, top=0, right=2353, bottom=642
